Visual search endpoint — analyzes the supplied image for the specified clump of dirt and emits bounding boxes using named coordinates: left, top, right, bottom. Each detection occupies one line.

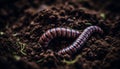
left=0, top=0, right=120, bottom=69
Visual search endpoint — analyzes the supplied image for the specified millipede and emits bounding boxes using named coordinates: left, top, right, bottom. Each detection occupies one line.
left=39, top=28, right=81, bottom=47
left=58, top=26, right=103, bottom=55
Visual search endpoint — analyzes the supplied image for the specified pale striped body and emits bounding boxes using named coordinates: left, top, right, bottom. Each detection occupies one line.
left=58, top=26, right=103, bottom=55
left=39, top=28, right=81, bottom=47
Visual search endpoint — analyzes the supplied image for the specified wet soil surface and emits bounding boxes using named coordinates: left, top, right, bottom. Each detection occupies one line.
left=0, top=0, right=120, bottom=69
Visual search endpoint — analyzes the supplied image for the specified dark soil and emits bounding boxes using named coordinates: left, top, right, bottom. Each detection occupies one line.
left=0, top=0, right=120, bottom=69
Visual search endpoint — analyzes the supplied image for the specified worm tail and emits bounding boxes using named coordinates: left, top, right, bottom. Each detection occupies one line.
left=58, top=26, right=103, bottom=55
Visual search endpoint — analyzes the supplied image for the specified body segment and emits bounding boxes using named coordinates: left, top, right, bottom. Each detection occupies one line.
left=58, top=26, right=103, bottom=55
left=39, top=28, right=81, bottom=47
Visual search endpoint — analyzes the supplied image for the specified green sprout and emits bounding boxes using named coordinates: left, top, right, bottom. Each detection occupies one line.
left=62, top=55, right=82, bottom=65
left=85, top=23, right=92, bottom=26
left=12, top=33, right=19, bottom=37
left=37, top=58, right=45, bottom=63
left=100, top=13, right=106, bottom=19
left=14, top=55, right=21, bottom=61
left=20, top=43, right=27, bottom=55
left=16, top=39, right=27, bottom=55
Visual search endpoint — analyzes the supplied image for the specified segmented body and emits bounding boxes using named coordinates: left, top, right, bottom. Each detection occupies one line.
left=58, top=26, right=103, bottom=55
left=39, top=28, right=81, bottom=47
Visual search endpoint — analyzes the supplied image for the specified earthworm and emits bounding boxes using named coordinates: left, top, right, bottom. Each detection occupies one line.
left=39, top=28, right=81, bottom=47
left=58, top=26, right=103, bottom=55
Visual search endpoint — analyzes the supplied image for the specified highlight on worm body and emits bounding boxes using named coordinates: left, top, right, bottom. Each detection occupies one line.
left=58, top=26, right=103, bottom=55
left=39, top=28, right=81, bottom=47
